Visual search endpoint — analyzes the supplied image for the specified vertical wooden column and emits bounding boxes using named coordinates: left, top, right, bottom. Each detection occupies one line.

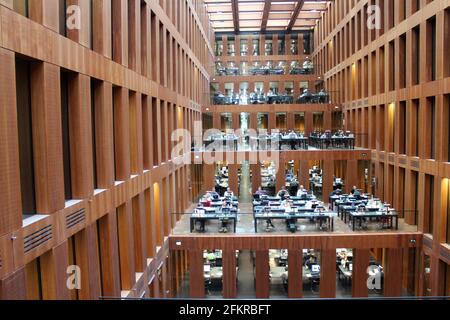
left=74, top=225, right=101, bottom=300
left=0, top=48, right=21, bottom=235
left=268, top=113, right=276, bottom=133
left=203, top=164, right=215, bottom=192
left=352, top=249, right=369, bottom=297
left=97, top=211, right=121, bottom=297
left=31, top=62, right=65, bottom=214
left=287, top=113, right=294, bottom=131
left=250, top=112, right=258, bottom=131
left=111, top=0, right=128, bottom=66
left=322, top=161, right=334, bottom=203
left=142, top=96, right=153, bottom=170
left=163, top=177, right=171, bottom=237
left=145, top=187, right=156, bottom=258
left=160, top=101, right=168, bottom=163
left=0, top=269, right=26, bottom=300
left=92, top=0, right=113, bottom=58
left=66, top=0, right=91, bottom=47
left=299, top=160, right=309, bottom=189
left=113, top=87, right=131, bottom=181
left=127, top=0, right=141, bottom=72
left=324, top=110, right=332, bottom=131
left=298, top=33, right=305, bottom=55
left=384, top=248, right=403, bottom=297
left=189, top=250, right=205, bottom=298
left=305, top=112, right=313, bottom=135
left=320, top=249, right=336, bottom=298
left=222, top=249, right=237, bottom=298
left=69, top=74, right=94, bottom=199
left=213, top=112, right=221, bottom=130
left=29, top=0, right=60, bottom=32
left=132, top=193, right=147, bottom=273
left=276, top=161, right=286, bottom=193
left=288, top=250, right=303, bottom=298
left=228, top=164, right=239, bottom=195
left=251, top=163, right=261, bottom=194
left=255, top=250, right=269, bottom=299
left=346, top=159, right=358, bottom=193
left=116, top=202, right=136, bottom=291
left=93, top=81, right=115, bottom=189
left=39, top=243, right=71, bottom=300
left=232, top=113, right=240, bottom=131
left=129, top=92, right=144, bottom=175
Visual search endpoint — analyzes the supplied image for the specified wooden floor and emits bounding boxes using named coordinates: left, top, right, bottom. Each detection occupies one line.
left=172, top=202, right=418, bottom=235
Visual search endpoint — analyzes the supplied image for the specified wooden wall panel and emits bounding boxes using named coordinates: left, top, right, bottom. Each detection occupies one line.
left=288, top=250, right=303, bottom=298
left=0, top=47, right=21, bottom=236
left=255, top=250, right=269, bottom=298
left=189, top=250, right=204, bottom=298
left=222, top=249, right=237, bottom=298
left=30, top=62, right=65, bottom=214
left=68, top=73, right=94, bottom=199
left=320, top=249, right=336, bottom=298
left=352, top=248, right=369, bottom=297
left=93, top=81, right=115, bottom=189
left=0, top=268, right=26, bottom=300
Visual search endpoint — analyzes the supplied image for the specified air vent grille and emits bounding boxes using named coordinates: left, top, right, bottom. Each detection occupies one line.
left=24, top=225, right=52, bottom=253
left=66, top=209, right=86, bottom=229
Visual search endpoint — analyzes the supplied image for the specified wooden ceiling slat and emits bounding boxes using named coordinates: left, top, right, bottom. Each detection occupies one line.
left=261, top=0, right=271, bottom=33
left=287, top=0, right=305, bottom=32
left=231, top=0, right=240, bottom=33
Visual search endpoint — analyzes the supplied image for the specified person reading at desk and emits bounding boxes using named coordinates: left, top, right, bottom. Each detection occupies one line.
left=297, top=185, right=308, bottom=197
left=277, top=186, right=290, bottom=200
left=224, top=188, right=234, bottom=199
left=351, top=186, right=361, bottom=196
left=219, top=202, right=232, bottom=233
left=255, top=187, right=267, bottom=196
left=305, top=255, right=318, bottom=271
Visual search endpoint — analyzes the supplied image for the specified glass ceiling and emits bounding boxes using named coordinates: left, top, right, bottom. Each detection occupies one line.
left=204, top=0, right=331, bottom=33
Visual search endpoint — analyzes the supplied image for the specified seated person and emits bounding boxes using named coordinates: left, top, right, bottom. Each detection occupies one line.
left=330, top=188, right=343, bottom=196
left=266, top=218, right=275, bottom=231
left=201, top=193, right=213, bottom=207
left=223, top=188, right=234, bottom=199
left=255, top=186, right=267, bottom=196
left=296, top=185, right=308, bottom=197
left=351, top=186, right=362, bottom=199
left=281, top=199, right=292, bottom=210
left=305, top=255, right=318, bottom=270
left=219, top=203, right=232, bottom=233
left=277, top=186, right=290, bottom=200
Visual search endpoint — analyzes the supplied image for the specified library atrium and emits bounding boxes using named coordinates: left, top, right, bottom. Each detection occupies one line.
left=0, top=0, right=449, bottom=300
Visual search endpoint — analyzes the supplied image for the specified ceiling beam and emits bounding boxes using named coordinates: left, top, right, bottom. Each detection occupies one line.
left=287, top=0, right=305, bottom=32
left=231, top=0, right=240, bottom=33
left=261, top=0, right=271, bottom=33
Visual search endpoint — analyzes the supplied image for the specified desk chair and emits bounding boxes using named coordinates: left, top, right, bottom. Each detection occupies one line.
left=196, top=220, right=206, bottom=232
left=265, top=218, right=275, bottom=232
left=219, top=208, right=231, bottom=233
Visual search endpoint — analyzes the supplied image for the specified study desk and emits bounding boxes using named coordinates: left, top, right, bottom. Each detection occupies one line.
left=190, top=210, right=238, bottom=233
left=338, top=265, right=352, bottom=286
left=280, top=136, right=309, bottom=150
left=309, top=136, right=355, bottom=149
left=349, top=211, right=399, bottom=231
left=254, top=209, right=336, bottom=233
